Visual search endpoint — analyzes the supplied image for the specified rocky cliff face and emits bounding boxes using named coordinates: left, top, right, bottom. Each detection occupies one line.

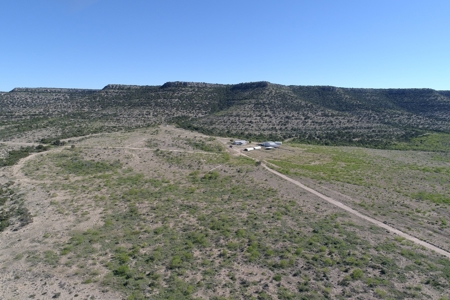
left=10, top=87, right=99, bottom=93
left=161, top=81, right=224, bottom=88
left=102, top=84, right=147, bottom=90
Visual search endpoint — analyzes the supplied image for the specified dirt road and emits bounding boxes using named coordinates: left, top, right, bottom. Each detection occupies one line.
left=262, top=164, right=450, bottom=259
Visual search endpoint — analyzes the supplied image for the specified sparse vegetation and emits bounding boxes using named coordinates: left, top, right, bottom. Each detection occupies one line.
left=0, top=183, right=32, bottom=232
left=1, top=81, right=450, bottom=298
left=1, top=82, right=450, bottom=146
left=258, top=142, right=450, bottom=253
left=0, top=127, right=445, bottom=299
left=0, top=145, right=49, bottom=167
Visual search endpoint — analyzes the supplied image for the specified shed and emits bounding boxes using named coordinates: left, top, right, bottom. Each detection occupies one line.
left=262, top=141, right=279, bottom=148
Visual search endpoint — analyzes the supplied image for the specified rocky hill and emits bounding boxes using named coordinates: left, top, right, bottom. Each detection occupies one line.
left=1, top=82, right=449, bottom=146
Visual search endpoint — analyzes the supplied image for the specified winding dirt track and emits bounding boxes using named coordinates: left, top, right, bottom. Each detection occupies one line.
left=12, top=151, right=47, bottom=179
left=262, top=164, right=450, bottom=259
left=11, top=145, right=217, bottom=180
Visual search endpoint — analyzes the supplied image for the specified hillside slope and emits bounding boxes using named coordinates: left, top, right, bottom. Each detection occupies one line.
left=1, top=82, right=450, bottom=146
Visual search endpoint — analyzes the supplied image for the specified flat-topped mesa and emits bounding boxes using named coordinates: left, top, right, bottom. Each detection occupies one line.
left=102, top=84, right=146, bottom=90
left=10, top=87, right=99, bottom=93
left=161, top=81, right=224, bottom=88
left=230, top=81, right=271, bottom=90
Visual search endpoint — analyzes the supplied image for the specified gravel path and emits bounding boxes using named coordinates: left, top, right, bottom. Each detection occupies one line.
left=262, top=164, right=450, bottom=259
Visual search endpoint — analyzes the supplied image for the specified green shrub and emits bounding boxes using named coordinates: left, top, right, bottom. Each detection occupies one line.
left=273, top=274, right=282, bottom=282
left=351, top=268, right=364, bottom=280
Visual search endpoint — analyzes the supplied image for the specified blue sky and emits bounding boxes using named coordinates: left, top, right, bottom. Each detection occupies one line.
left=1, top=0, right=449, bottom=91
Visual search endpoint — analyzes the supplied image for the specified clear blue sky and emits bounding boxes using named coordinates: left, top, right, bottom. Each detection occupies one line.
left=1, top=0, right=449, bottom=91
